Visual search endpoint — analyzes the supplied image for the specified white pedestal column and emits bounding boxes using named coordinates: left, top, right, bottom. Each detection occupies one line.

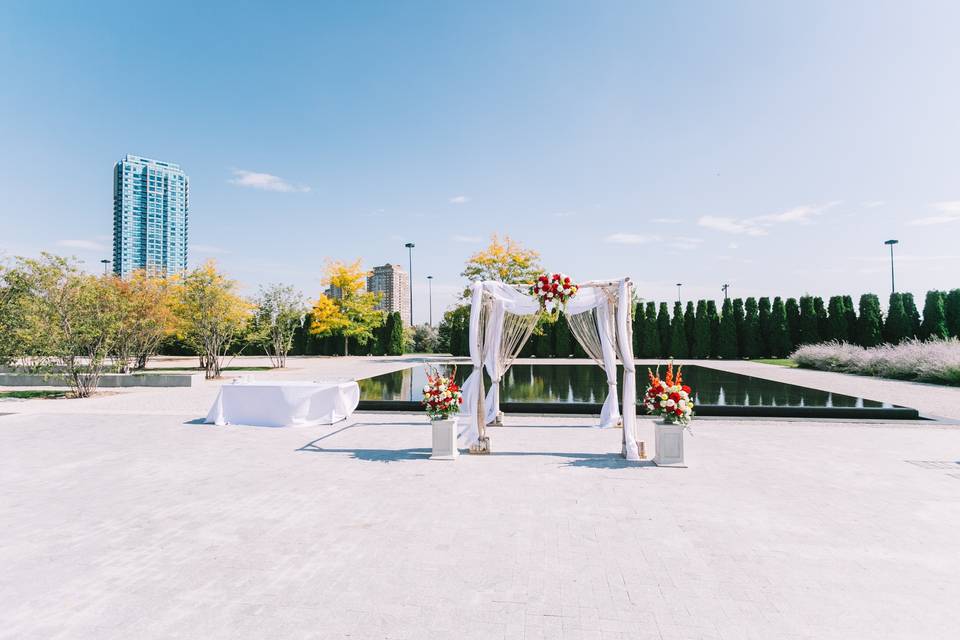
left=654, top=421, right=686, bottom=467
left=430, top=419, right=459, bottom=460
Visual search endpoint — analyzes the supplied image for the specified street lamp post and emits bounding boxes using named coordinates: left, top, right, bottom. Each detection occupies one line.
left=721, top=283, right=730, bottom=300
left=427, top=275, right=433, bottom=327
left=884, top=239, right=899, bottom=294
left=100, top=259, right=111, bottom=276
left=676, top=283, right=682, bottom=304
left=404, top=242, right=415, bottom=326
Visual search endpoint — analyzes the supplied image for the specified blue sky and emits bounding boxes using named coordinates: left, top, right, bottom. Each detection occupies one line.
left=2, top=1, right=960, bottom=323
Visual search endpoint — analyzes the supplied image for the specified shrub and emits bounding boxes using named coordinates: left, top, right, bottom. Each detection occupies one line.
left=785, top=297, right=801, bottom=347
left=857, top=294, right=883, bottom=347
left=632, top=302, right=645, bottom=357
left=799, top=296, right=820, bottom=345
left=826, top=296, right=848, bottom=342
left=742, top=297, right=761, bottom=358
left=718, top=298, right=738, bottom=359
left=769, top=297, right=791, bottom=357
left=693, top=300, right=711, bottom=358
left=902, top=293, right=921, bottom=338
left=657, top=302, right=671, bottom=357
left=641, top=301, right=659, bottom=358
left=684, top=301, right=696, bottom=355
left=669, top=301, right=688, bottom=358
left=758, top=297, right=772, bottom=356
left=707, top=300, right=720, bottom=358
left=792, top=338, right=960, bottom=385
left=884, top=293, right=911, bottom=344
left=946, top=289, right=960, bottom=338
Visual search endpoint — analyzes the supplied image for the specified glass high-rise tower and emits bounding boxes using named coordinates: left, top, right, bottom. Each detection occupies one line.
left=112, top=154, right=189, bottom=277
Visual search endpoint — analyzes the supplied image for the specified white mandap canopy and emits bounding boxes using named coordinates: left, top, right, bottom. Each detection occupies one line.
left=458, top=278, right=640, bottom=461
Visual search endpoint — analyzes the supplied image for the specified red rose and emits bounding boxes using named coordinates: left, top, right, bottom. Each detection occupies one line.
left=669, top=392, right=680, bottom=402
left=564, top=277, right=570, bottom=284
left=682, top=385, right=691, bottom=393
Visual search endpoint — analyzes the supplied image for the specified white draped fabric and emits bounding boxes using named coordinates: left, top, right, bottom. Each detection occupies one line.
left=459, top=278, right=639, bottom=461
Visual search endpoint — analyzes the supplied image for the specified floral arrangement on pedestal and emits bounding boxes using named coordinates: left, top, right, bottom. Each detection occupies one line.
left=422, top=365, right=463, bottom=421
left=530, top=273, right=579, bottom=316
left=643, top=361, right=694, bottom=425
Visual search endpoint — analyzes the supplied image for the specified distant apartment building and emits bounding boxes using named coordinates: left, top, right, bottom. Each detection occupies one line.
left=113, top=154, right=189, bottom=278
left=367, top=263, right=410, bottom=325
left=324, top=284, right=344, bottom=299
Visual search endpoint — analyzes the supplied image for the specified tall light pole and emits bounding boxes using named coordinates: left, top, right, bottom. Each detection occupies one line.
left=721, top=283, right=730, bottom=300
left=427, top=275, right=433, bottom=327
left=676, top=283, right=682, bottom=304
left=100, top=259, right=111, bottom=276
left=884, top=239, right=899, bottom=294
left=404, top=242, right=415, bottom=326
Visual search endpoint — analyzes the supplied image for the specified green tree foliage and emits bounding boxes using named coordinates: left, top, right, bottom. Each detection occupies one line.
left=250, top=283, right=307, bottom=367
left=901, top=292, right=921, bottom=338
left=706, top=300, right=720, bottom=358
left=883, top=293, right=911, bottom=344
left=693, top=300, right=711, bottom=358
left=555, top=312, right=573, bottom=357
left=758, top=297, right=772, bottom=356
left=718, top=298, right=738, bottom=359
left=799, top=296, right=820, bottom=346
left=826, top=296, right=849, bottom=342
left=769, top=297, right=791, bottom=357
left=641, top=301, right=659, bottom=358
left=785, top=297, right=801, bottom=347
left=669, top=301, right=688, bottom=358
left=632, top=302, right=645, bottom=357
left=742, top=297, right=761, bottom=358
left=732, top=298, right=745, bottom=356
left=842, top=295, right=858, bottom=341
left=813, top=297, right=828, bottom=341
left=920, top=290, right=949, bottom=340
left=684, top=301, right=696, bottom=355
left=437, top=305, right=470, bottom=355
left=856, top=294, right=883, bottom=347
left=946, top=289, right=960, bottom=338
left=409, top=323, right=439, bottom=353
left=657, top=302, right=671, bottom=356
left=385, top=311, right=406, bottom=355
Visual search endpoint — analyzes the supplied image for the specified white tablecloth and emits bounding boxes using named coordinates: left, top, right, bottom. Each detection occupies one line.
left=205, top=380, right=360, bottom=427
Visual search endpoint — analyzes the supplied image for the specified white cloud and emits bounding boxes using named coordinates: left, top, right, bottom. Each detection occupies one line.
left=229, top=169, right=310, bottom=193
left=452, top=234, right=482, bottom=243
left=908, top=201, right=960, bottom=226
left=604, top=233, right=661, bottom=245
left=191, top=244, right=230, bottom=255
left=449, top=195, right=469, bottom=204
left=727, top=242, right=739, bottom=250
left=56, top=239, right=106, bottom=251
left=697, top=202, right=839, bottom=236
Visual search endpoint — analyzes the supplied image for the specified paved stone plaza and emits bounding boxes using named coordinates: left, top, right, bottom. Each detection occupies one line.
left=2, top=357, right=960, bottom=639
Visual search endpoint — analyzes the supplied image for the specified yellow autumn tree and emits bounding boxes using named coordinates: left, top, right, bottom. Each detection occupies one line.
left=460, top=234, right=542, bottom=294
left=109, top=270, right=176, bottom=372
left=172, top=260, right=251, bottom=378
left=310, top=259, right=383, bottom=355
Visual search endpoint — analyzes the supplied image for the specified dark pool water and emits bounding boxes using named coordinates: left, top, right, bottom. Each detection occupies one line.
left=358, top=364, right=895, bottom=409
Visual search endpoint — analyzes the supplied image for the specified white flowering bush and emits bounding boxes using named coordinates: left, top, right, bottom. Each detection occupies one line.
left=792, top=338, right=960, bottom=385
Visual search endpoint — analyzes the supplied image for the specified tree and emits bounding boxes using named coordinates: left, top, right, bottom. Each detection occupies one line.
left=438, top=305, right=470, bottom=355
left=684, top=301, right=696, bottom=356
left=386, top=311, right=406, bottom=355
left=718, top=298, right=738, bottom=359
left=707, top=300, right=720, bottom=358
left=460, top=234, right=542, bottom=294
left=901, top=293, right=921, bottom=338
left=693, top=300, right=711, bottom=358
left=785, top=297, right=801, bottom=347
left=842, top=295, right=858, bottom=341
left=920, top=290, right=948, bottom=340
left=732, top=298, right=745, bottom=356
left=641, top=301, right=659, bottom=357
left=409, top=324, right=439, bottom=353
left=946, top=289, right=960, bottom=338
left=2, top=254, right=124, bottom=397
left=555, top=312, right=573, bottom=357
left=657, top=302, right=671, bottom=356
left=632, top=302, right=645, bottom=357
left=249, top=283, right=307, bottom=367
left=856, top=294, right=883, bottom=347
left=310, top=259, right=383, bottom=356
left=883, top=293, right=911, bottom=344
left=742, top=297, right=761, bottom=358
left=173, top=261, right=251, bottom=379
left=758, top=297, right=772, bottom=357
left=826, top=296, right=848, bottom=342
left=769, top=297, right=790, bottom=357
left=669, top=301, right=688, bottom=358
left=799, top=296, right=820, bottom=346
left=813, top=297, right=828, bottom=341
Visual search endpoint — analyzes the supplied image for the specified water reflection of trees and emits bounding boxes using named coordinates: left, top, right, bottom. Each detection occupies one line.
left=357, top=369, right=408, bottom=400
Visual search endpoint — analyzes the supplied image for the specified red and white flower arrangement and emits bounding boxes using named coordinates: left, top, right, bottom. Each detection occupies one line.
left=422, top=365, right=463, bottom=421
left=643, top=361, right=694, bottom=425
left=530, top=273, right=579, bottom=315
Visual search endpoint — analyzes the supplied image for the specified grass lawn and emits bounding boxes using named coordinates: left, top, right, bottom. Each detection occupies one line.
left=0, top=390, right=68, bottom=399
left=751, top=358, right=798, bottom=368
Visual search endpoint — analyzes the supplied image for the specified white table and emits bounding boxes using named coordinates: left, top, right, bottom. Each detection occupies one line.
left=204, top=380, right=360, bottom=427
